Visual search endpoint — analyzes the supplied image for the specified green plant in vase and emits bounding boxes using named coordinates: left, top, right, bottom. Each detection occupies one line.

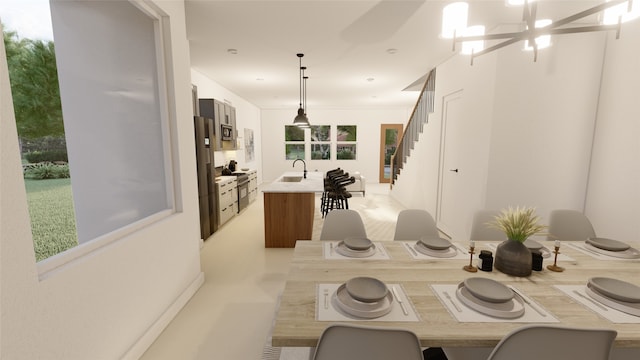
left=489, top=206, right=548, bottom=277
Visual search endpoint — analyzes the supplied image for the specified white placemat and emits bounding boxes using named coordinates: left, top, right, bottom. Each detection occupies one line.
left=431, top=284, right=559, bottom=323
left=483, top=242, right=575, bottom=262
left=402, top=241, right=471, bottom=260
left=564, top=242, right=640, bottom=261
left=323, top=241, right=390, bottom=260
left=555, top=285, right=640, bottom=323
left=316, top=283, right=420, bottom=322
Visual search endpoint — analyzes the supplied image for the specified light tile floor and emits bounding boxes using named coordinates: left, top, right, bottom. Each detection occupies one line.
left=140, top=183, right=404, bottom=360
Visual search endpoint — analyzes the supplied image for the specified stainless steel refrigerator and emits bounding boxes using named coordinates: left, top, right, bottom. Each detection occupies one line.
left=194, top=115, right=218, bottom=240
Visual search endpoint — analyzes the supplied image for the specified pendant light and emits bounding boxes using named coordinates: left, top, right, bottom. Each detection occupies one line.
left=293, top=53, right=310, bottom=128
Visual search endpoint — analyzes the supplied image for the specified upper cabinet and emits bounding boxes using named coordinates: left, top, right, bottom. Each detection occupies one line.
left=199, top=98, right=237, bottom=151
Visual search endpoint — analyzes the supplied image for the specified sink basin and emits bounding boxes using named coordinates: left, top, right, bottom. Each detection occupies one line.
left=280, top=176, right=303, bottom=183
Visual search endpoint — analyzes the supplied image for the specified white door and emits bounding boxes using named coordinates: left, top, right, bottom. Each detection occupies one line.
left=436, top=90, right=474, bottom=239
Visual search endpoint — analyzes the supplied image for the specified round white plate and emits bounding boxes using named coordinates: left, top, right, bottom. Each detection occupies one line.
left=345, top=277, right=388, bottom=303
left=456, top=284, right=524, bottom=319
left=343, top=237, right=373, bottom=251
left=586, top=237, right=631, bottom=252
left=588, top=277, right=640, bottom=303
left=414, top=242, right=457, bottom=258
left=333, top=283, right=394, bottom=319
left=335, top=241, right=376, bottom=258
left=585, top=286, right=640, bottom=317
left=419, top=237, right=452, bottom=250
left=583, top=243, right=640, bottom=259
left=463, top=277, right=514, bottom=303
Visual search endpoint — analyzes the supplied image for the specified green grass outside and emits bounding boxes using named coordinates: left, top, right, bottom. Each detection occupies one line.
left=24, top=178, right=78, bottom=261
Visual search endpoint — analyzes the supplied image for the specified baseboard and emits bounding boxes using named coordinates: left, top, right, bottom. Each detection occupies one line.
left=120, top=271, right=205, bottom=360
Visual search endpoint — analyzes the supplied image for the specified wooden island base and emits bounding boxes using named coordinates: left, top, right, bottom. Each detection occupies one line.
left=263, top=192, right=315, bottom=248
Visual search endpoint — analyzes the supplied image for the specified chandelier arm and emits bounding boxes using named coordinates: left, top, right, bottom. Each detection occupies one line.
left=524, top=1, right=538, bottom=50
left=470, top=37, right=521, bottom=58
left=549, top=0, right=628, bottom=29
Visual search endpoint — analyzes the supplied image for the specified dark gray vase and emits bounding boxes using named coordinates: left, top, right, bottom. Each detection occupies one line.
left=494, top=240, right=532, bottom=277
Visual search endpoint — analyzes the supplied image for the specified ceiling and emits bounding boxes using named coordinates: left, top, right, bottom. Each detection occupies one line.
left=185, top=0, right=601, bottom=110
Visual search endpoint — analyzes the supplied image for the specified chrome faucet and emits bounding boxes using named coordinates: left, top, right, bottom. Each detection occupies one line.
left=293, top=158, right=307, bottom=179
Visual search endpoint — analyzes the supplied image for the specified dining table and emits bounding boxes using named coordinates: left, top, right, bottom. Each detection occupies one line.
left=271, top=240, right=640, bottom=351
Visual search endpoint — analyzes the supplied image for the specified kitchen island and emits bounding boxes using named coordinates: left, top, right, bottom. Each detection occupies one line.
left=262, top=172, right=324, bottom=248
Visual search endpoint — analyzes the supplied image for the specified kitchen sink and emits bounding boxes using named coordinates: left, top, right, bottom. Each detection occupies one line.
left=280, top=176, right=303, bottom=182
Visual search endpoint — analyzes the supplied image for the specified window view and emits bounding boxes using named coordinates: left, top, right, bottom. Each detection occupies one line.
left=310, top=125, right=330, bottom=160
left=2, top=3, right=78, bottom=261
left=337, top=125, right=357, bottom=160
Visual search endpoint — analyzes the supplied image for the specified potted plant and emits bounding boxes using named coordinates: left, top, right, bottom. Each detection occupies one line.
left=488, top=206, right=548, bottom=277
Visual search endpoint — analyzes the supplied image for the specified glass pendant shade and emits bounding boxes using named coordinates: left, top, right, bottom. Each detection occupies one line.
left=603, top=0, right=640, bottom=25
left=524, top=19, right=552, bottom=50
left=442, top=2, right=469, bottom=39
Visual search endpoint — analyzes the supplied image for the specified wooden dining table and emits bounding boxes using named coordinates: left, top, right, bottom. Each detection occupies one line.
left=271, top=240, right=640, bottom=349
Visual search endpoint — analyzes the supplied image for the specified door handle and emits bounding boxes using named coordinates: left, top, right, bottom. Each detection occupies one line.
left=449, top=169, right=459, bottom=173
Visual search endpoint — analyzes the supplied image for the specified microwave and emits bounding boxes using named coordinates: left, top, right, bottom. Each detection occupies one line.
left=221, top=124, right=233, bottom=141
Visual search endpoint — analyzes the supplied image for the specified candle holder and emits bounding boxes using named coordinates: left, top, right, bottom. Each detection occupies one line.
left=463, top=244, right=478, bottom=272
left=547, top=245, right=565, bottom=272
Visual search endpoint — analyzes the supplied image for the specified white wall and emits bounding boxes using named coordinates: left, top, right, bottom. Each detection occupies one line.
left=260, top=108, right=410, bottom=182
left=1, top=1, right=203, bottom=359
left=190, top=69, right=263, bottom=183
left=392, top=31, right=609, bottom=240
left=586, top=19, right=640, bottom=242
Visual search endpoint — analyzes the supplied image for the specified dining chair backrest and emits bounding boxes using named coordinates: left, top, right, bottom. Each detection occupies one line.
left=319, top=209, right=367, bottom=240
left=469, top=210, right=506, bottom=241
left=393, top=209, right=439, bottom=241
left=546, top=209, right=596, bottom=241
left=312, top=324, right=424, bottom=360
left=486, top=325, right=616, bottom=360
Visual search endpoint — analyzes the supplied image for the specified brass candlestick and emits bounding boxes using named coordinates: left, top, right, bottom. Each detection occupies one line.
left=547, top=245, right=565, bottom=272
left=463, top=244, right=478, bottom=272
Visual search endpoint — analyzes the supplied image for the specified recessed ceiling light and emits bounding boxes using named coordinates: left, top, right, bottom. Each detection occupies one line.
left=256, top=78, right=264, bottom=81
left=386, top=48, right=398, bottom=54
left=227, top=48, right=238, bottom=54
left=366, top=78, right=375, bottom=82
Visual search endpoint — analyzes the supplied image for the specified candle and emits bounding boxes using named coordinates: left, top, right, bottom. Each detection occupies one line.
left=470, top=240, right=475, bottom=248
left=555, top=240, right=561, bottom=248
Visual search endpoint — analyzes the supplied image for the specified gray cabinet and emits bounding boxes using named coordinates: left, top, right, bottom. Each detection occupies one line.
left=198, top=98, right=237, bottom=150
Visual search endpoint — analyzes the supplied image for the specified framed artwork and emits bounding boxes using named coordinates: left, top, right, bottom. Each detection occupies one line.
left=244, top=128, right=254, bottom=162
left=311, top=144, right=331, bottom=160
left=285, top=125, right=305, bottom=141
left=310, top=125, right=331, bottom=142
left=336, top=143, right=357, bottom=160
left=285, top=144, right=305, bottom=160
left=337, top=125, right=357, bottom=141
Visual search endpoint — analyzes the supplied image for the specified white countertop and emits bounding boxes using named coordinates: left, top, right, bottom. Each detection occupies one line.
left=262, top=171, right=324, bottom=193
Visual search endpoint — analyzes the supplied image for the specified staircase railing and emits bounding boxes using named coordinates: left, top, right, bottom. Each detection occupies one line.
left=390, top=68, right=436, bottom=187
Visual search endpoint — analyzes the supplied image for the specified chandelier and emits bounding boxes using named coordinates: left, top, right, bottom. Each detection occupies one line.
left=442, top=0, right=639, bottom=64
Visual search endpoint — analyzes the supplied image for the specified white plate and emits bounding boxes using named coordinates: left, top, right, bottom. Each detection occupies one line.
left=334, top=283, right=394, bottom=319
left=585, top=286, right=640, bottom=317
left=343, top=237, right=373, bottom=251
left=419, top=237, right=452, bottom=250
left=335, top=241, right=376, bottom=258
left=586, top=237, right=631, bottom=252
left=583, top=243, right=640, bottom=259
left=456, top=284, right=525, bottom=319
left=345, top=277, right=388, bottom=303
left=414, top=242, right=457, bottom=258
left=588, top=277, right=640, bottom=303
left=463, top=277, right=514, bottom=303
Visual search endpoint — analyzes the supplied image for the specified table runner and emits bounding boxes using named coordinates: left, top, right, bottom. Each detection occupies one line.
left=431, top=284, right=559, bottom=323
left=316, top=283, right=420, bottom=322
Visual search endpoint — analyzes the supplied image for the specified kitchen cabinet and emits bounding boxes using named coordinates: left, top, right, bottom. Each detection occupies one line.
left=198, top=98, right=237, bottom=151
left=247, top=170, right=258, bottom=203
left=216, top=177, right=237, bottom=226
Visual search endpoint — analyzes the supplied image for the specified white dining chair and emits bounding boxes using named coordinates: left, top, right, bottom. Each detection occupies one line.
left=486, top=325, right=617, bottom=360
left=546, top=209, right=596, bottom=241
left=469, top=210, right=507, bottom=241
left=312, top=324, right=424, bottom=360
left=393, top=209, right=439, bottom=240
left=319, top=209, right=367, bottom=240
